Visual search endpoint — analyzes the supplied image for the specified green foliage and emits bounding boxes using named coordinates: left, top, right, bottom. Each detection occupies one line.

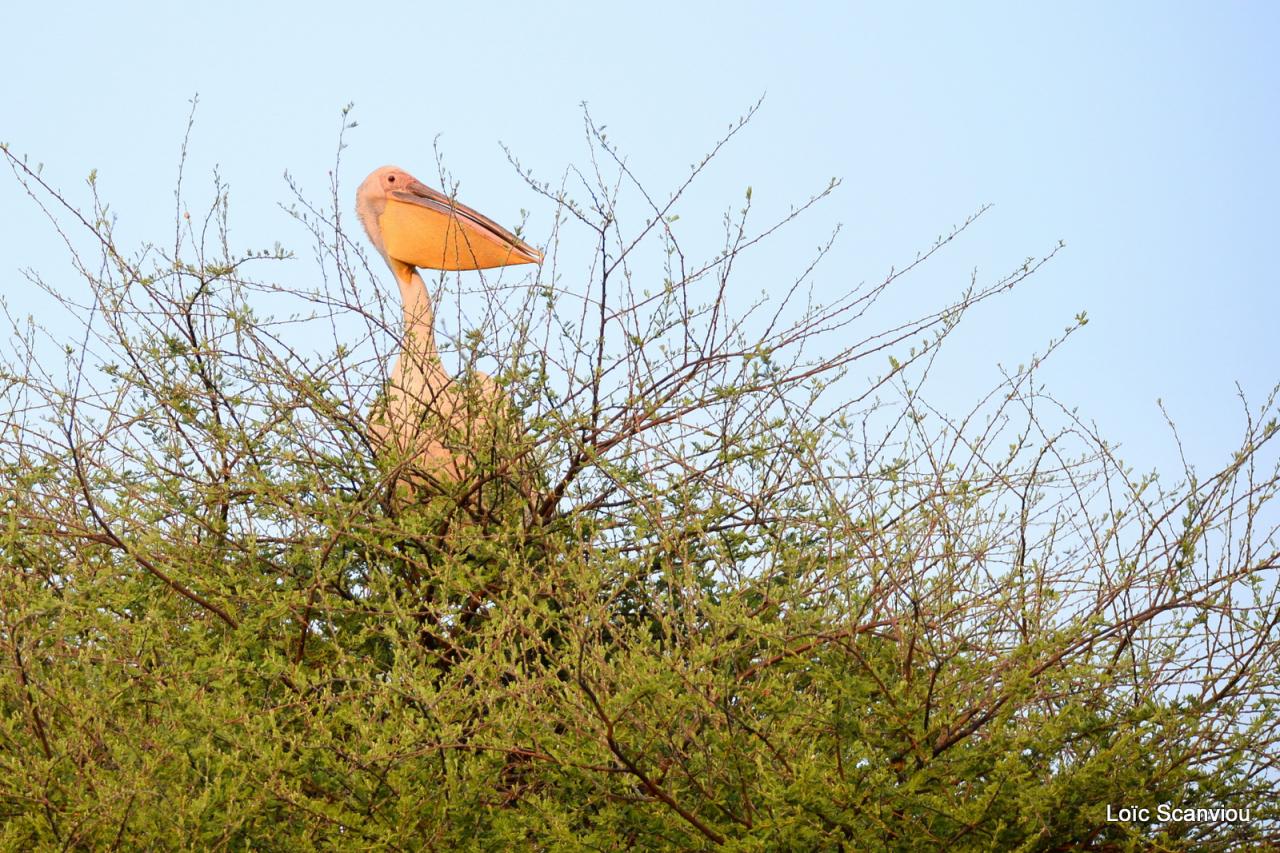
left=2, top=111, right=1278, bottom=849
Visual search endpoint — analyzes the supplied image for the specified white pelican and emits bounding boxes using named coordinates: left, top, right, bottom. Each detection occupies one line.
left=355, top=165, right=541, bottom=494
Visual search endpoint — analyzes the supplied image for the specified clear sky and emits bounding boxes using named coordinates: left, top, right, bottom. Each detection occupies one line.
left=2, top=2, right=1277, bottom=480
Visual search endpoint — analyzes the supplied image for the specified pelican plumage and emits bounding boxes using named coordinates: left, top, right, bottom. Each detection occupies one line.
left=355, top=165, right=541, bottom=495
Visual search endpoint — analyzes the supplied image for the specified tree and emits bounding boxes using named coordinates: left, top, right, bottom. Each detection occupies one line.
left=1, top=102, right=1277, bottom=849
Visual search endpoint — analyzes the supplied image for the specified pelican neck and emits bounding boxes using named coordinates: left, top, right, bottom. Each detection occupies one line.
left=390, top=259, right=439, bottom=364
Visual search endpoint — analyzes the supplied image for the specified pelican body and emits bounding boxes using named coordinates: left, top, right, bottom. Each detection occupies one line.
left=356, top=166, right=540, bottom=492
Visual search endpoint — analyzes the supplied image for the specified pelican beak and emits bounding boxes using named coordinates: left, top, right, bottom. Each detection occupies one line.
left=379, top=181, right=542, bottom=271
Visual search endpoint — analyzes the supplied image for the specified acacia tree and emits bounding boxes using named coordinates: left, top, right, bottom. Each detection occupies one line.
left=1, top=103, right=1277, bottom=850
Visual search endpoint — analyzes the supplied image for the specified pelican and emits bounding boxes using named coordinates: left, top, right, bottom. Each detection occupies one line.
left=356, top=165, right=541, bottom=498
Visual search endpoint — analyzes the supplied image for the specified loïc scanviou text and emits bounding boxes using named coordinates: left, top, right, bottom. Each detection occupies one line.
left=1106, top=804, right=1251, bottom=823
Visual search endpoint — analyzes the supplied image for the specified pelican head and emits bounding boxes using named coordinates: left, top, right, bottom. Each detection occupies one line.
left=355, top=165, right=541, bottom=271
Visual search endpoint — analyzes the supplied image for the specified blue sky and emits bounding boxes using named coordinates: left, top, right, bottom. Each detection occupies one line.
left=2, top=2, right=1277, bottom=479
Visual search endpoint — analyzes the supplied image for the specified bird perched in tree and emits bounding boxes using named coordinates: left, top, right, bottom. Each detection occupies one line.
left=355, top=165, right=541, bottom=504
